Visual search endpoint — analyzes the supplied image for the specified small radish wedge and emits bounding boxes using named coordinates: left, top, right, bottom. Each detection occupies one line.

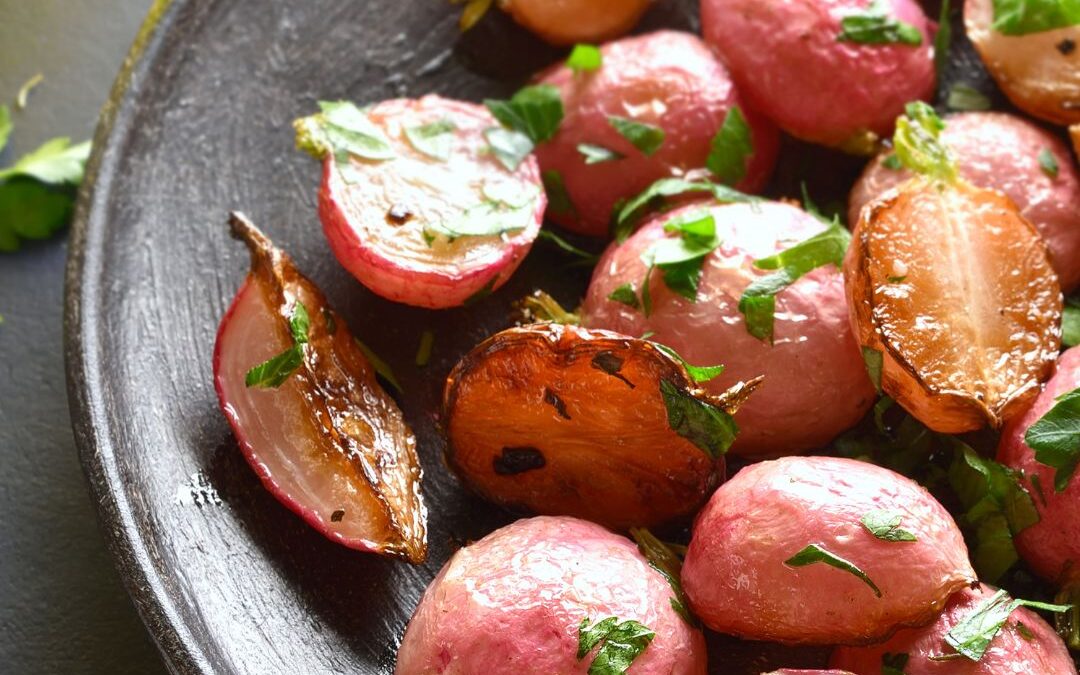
left=965, top=0, right=1080, bottom=126
left=443, top=323, right=760, bottom=529
left=845, top=103, right=1061, bottom=434
left=295, top=96, right=545, bottom=309
left=681, top=456, right=977, bottom=645
left=831, top=584, right=1077, bottom=674
left=214, top=213, right=427, bottom=562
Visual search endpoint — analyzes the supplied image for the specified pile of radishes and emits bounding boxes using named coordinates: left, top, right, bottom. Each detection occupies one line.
left=211, top=0, right=1080, bottom=672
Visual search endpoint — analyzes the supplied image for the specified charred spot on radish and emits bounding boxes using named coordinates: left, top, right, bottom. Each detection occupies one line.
left=543, top=387, right=571, bottom=419
left=330, top=509, right=345, bottom=522
left=493, top=446, right=547, bottom=475
left=591, top=351, right=634, bottom=388
left=385, top=204, right=414, bottom=225
left=1059, top=38, right=1077, bottom=55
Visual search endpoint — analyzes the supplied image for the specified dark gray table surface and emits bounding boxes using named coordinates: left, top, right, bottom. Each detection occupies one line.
left=0, top=1, right=167, bottom=673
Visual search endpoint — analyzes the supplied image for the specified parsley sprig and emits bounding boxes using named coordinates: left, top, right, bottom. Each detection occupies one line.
left=837, top=0, right=923, bottom=45
left=1024, top=387, right=1080, bottom=492
left=577, top=617, right=655, bottom=675
left=246, top=302, right=311, bottom=388
left=945, top=589, right=1071, bottom=661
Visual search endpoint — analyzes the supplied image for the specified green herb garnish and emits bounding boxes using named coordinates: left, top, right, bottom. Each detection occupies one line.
left=641, top=210, right=721, bottom=305
left=892, top=101, right=957, bottom=184
left=945, top=589, right=1072, bottom=661
left=0, top=105, right=11, bottom=153
left=946, top=84, right=992, bottom=111
left=991, top=0, right=1080, bottom=36
left=660, top=379, right=738, bottom=458
left=426, top=183, right=538, bottom=240
left=404, top=118, right=456, bottom=161
left=838, top=0, right=923, bottom=45
left=784, top=543, right=882, bottom=597
left=882, top=153, right=903, bottom=170
left=934, top=0, right=953, bottom=78
left=415, top=330, right=434, bottom=367
left=537, top=229, right=598, bottom=263
left=707, top=106, right=753, bottom=185
left=738, top=219, right=851, bottom=342
left=577, top=617, right=655, bottom=675
left=861, top=509, right=917, bottom=542
left=1063, top=296, right=1080, bottom=347
left=485, top=84, right=564, bottom=145
left=485, top=127, right=533, bottom=172
left=246, top=302, right=310, bottom=388
left=882, top=652, right=909, bottom=675
left=354, top=337, right=403, bottom=393
left=1038, top=148, right=1060, bottom=179
left=608, top=283, right=640, bottom=309
left=15, top=73, right=43, bottom=111
left=577, top=142, right=623, bottom=164
left=862, top=346, right=884, bottom=393
left=0, top=136, right=91, bottom=184
left=613, top=177, right=758, bottom=242
left=567, top=44, right=602, bottom=73
left=541, top=169, right=576, bottom=216
left=1024, top=388, right=1080, bottom=492
left=608, top=116, right=665, bottom=156
left=294, top=101, right=396, bottom=163
left=630, top=528, right=695, bottom=625
left=651, top=342, right=724, bottom=383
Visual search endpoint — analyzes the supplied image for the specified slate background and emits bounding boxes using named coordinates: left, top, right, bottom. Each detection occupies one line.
left=0, top=1, right=167, bottom=672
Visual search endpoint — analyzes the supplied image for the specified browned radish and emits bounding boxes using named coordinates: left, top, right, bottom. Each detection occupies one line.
left=844, top=103, right=1061, bottom=433
left=296, top=96, right=545, bottom=309
left=213, top=213, right=426, bottom=562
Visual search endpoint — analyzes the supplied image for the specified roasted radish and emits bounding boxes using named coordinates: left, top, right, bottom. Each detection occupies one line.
left=965, top=0, right=1080, bottom=126
left=443, top=323, right=759, bottom=529
left=997, top=346, right=1080, bottom=585
left=831, top=584, right=1077, bottom=673
left=214, top=213, right=426, bottom=562
left=849, top=111, right=1080, bottom=290
left=681, top=456, right=976, bottom=645
left=844, top=103, right=1062, bottom=433
left=294, top=96, right=545, bottom=309
left=534, top=31, right=779, bottom=236
left=701, top=0, right=935, bottom=149
left=582, top=201, right=874, bottom=456
left=395, top=516, right=706, bottom=674
left=457, top=0, right=653, bottom=46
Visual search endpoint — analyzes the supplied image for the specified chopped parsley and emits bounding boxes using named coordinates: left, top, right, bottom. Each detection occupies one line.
left=882, top=652, right=909, bottom=675
left=454, top=0, right=494, bottom=31
left=608, top=116, right=665, bottom=156
left=415, top=330, right=434, bottom=367
left=659, top=379, right=738, bottom=459
left=577, top=617, right=655, bottom=675
left=630, top=528, right=695, bottom=625
left=738, top=219, right=851, bottom=342
left=706, top=106, right=753, bottom=185
left=1038, top=148, right=1060, bottom=179
left=991, top=0, right=1080, bottom=36
left=861, top=509, right=917, bottom=542
left=537, top=229, right=599, bottom=263
left=1063, top=296, right=1080, bottom=346
left=945, top=589, right=1071, bottom=661
left=485, top=85, right=564, bottom=145
left=541, top=169, right=576, bottom=216
left=837, top=0, right=923, bottom=46
left=934, top=0, right=953, bottom=78
left=613, top=177, right=758, bottom=242
left=946, top=84, right=992, bottom=111
left=485, top=126, right=533, bottom=172
left=608, top=283, right=640, bottom=309
left=892, top=102, right=957, bottom=184
left=426, top=183, right=538, bottom=240
left=882, top=153, right=903, bottom=170
left=0, top=135, right=91, bottom=184
left=640, top=210, right=722, bottom=306
left=354, top=337, right=403, bottom=393
left=246, top=302, right=310, bottom=388
left=567, top=44, right=602, bottom=73
left=404, top=118, right=456, bottom=161
left=0, top=105, right=10, bottom=153
left=784, top=543, right=882, bottom=597
left=577, top=142, right=623, bottom=164
left=651, top=342, right=724, bottom=383
left=294, top=101, right=396, bottom=163
left=862, top=346, right=884, bottom=392
left=1024, top=387, right=1080, bottom=492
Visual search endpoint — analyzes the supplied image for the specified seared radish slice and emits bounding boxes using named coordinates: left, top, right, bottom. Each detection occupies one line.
left=214, top=213, right=427, bottom=562
left=681, top=456, right=976, bottom=645
left=831, top=584, right=1077, bottom=673
left=395, top=516, right=706, bottom=675
left=442, top=323, right=760, bottom=529
left=296, top=96, right=545, bottom=309
left=845, top=104, right=1061, bottom=434
left=457, top=0, right=654, bottom=46
left=965, top=0, right=1080, bottom=126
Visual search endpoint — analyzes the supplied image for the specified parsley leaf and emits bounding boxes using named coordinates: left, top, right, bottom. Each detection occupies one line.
left=784, top=543, right=882, bottom=597
left=1063, top=295, right=1080, bottom=347
left=838, top=0, right=923, bottom=45
left=486, top=127, right=533, bottom=172
left=945, top=589, right=1072, bottom=661
left=16, top=73, right=43, bottom=111
left=0, top=105, right=11, bottom=154
left=293, top=101, right=396, bottom=162
left=567, top=44, right=602, bottom=73
left=246, top=302, right=311, bottom=389
left=577, top=142, right=623, bottom=164
left=577, top=617, right=655, bottom=675
left=0, top=136, right=91, bottom=184
left=707, top=106, right=753, bottom=185
left=608, top=116, right=665, bottom=156
left=404, top=118, right=456, bottom=161
left=485, top=85, right=564, bottom=145
left=415, top=330, right=434, bottom=367
left=641, top=210, right=721, bottom=303
left=1024, top=388, right=1080, bottom=492
left=537, top=229, right=598, bottom=263
left=1038, top=148, right=1060, bottom=179
left=608, top=283, right=640, bottom=309
left=0, top=179, right=75, bottom=251
left=946, top=84, right=992, bottom=111
left=861, top=509, right=917, bottom=542
left=934, top=0, right=953, bottom=78
left=614, top=177, right=758, bottom=242
left=630, top=528, right=695, bottom=625
left=659, top=379, right=738, bottom=458
left=893, top=102, right=957, bottom=184
left=738, top=219, right=851, bottom=341
left=354, top=337, right=403, bottom=393
left=862, top=346, right=884, bottom=392
left=426, top=183, right=538, bottom=240
left=882, top=153, right=903, bottom=170
left=541, top=169, right=576, bottom=216
left=651, top=342, right=724, bottom=383
left=991, top=0, right=1080, bottom=36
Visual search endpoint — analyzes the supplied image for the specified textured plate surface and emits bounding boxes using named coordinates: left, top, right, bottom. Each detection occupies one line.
left=65, top=0, right=1019, bottom=673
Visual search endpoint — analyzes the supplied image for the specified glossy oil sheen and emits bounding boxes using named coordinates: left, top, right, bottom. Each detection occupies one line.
left=64, top=0, right=1035, bottom=672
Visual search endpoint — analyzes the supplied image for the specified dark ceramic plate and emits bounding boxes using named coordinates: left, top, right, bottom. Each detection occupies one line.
left=65, top=0, right=1017, bottom=672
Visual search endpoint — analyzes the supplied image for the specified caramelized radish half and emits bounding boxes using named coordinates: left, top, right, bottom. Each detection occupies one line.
left=443, top=323, right=759, bottom=529
left=297, top=96, right=545, bottom=309
left=214, top=213, right=427, bottom=562
left=500, top=0, right=653, bottom=46
left=845, top=104, right=1062, bottom=434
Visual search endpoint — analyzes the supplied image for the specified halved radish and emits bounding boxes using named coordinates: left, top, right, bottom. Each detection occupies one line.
left=213, top=213, right=427, bottom=562
left=296, top=95, right=545, bottom=309
left=845, top=104, right=1062, bottom=433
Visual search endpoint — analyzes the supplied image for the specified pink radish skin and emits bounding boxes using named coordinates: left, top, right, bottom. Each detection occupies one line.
left=849, top=112, right=1080, bottom=291
left=997, top=347, right=1080, bottom=584
left=582, top=201, right=874, bottom=456
left=831, top=584, right=1078, bottom=674
left=317, top=95, right=545, bottom=309
left=395, top=516, right=706, bottom=675
left=701, top=0, right=935, bottom=148
left=534, top=30, right=779, bottom=237
left=681, top=456, right=976, bottom=645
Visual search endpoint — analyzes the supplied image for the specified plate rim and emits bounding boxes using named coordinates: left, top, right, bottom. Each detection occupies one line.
left=63, top=0, right=210, bottom=673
